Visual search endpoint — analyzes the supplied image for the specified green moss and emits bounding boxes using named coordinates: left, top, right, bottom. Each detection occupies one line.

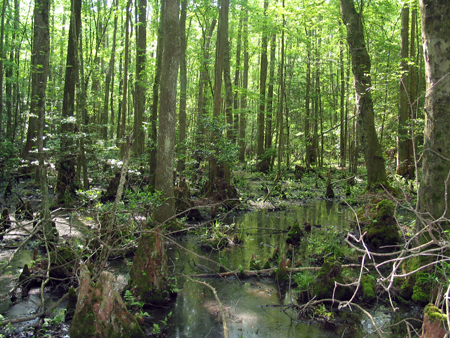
left=424, top=303, right=448, bottom=323
left=361, top=275, right=375, bottom=303
left=286, top=220, right=304, bottom=245
left=411, top=284, right=430, bottom=305
left=313, top=258, right=352, bottom=300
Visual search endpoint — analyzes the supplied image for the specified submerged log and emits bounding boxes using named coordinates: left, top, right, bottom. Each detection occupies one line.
left=70, top=264, right=144, bottom=338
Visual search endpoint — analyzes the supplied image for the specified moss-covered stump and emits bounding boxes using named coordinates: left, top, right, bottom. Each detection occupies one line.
left=361, top=275, right=375, bottom=303
left=421, top=304, right=447, bottom=338
left=397, top=258, right=431, bottom=305
left=359, top=199, right=400, bottom=250
left=275, top=254, right=288, bottom=283
left=126, top=229, right=176, bottom=306
left=70, top=264, right=144, bottom=338
left=313, top=258, right=352, bottom=300
left=286, top=220, right=304, bottom=245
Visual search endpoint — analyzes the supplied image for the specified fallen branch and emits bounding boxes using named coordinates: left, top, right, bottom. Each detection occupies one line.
left=183, top=275, right=229, bottom=338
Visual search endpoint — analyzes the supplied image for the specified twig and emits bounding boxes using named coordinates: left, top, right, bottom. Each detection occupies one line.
left=183, top=275, right=229, bottom=338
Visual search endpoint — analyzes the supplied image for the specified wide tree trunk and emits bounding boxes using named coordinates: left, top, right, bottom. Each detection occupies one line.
left=127, top=0, right=180, bottom=306
left=417, top=0, right=450, bottom=231
left=340, top=0, right=387, bottom=189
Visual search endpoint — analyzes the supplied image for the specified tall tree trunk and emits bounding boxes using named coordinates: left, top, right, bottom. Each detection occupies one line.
left=238, top=3, right=248, bottom=163
left=127, top=0, right=180, bottom=306
left=277, top=0, right=285, bottom=174
left=102, top=4, right=117, bottom=140
left=0, top=0, right=6, bottom=142
left=119, top=0, right=131, bottom=159
left=266, top=32, right=276, bottom=152
left=177, top=0, right=187, bottom=175
left=233, top=15, right=243, bottom=145
left=417, top=0, right=450, bottom=232
left=256, top=0, right=269, bottom=173
left=208, top=0, right=230, bottom=194
left=149, top=1, right=165, bottom=188
left=133, top=0, right=146, bottom=156
left=397, top=3, right=414, bottom=178
left=339, top=22, right=346, bottom=168
left=305, top=31, right=313, bottom=168
left=31, top=0, right=56, bottom=244
left=224, top=37, right=233, bottom=141
left=55, top=0, right=82, bottom=205
left=340, top=0, right=387, bottom=189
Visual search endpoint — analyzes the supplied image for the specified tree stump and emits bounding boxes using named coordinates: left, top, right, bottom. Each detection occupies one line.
left=70, top=264, right=144, bottom=338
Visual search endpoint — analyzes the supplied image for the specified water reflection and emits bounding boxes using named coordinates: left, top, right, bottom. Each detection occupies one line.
left=165, top=202, right=352, bottom=338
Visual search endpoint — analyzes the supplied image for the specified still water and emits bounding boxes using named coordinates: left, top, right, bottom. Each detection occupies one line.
left=162, top=201, right=414, bottom=338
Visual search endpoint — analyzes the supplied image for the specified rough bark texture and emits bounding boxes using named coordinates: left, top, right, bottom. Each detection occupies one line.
left=70, top=264, right=144, bottom=338
left=238, top=4, right=248, bottom=163
left=24, top=0, right=50, bottom=159
left=417, top=0, right=450, bottom=228
left=154, top=0, right=180, bottom=222
left=340, top=0, right=387, bottom=188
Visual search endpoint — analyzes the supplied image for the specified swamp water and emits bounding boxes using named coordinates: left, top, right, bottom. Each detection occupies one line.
left=0, top=202, right=420, bottom=337
left=160, top=201, right=418, bottom=338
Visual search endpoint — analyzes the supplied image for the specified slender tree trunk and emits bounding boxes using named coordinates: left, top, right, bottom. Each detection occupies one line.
left=340, top=0, right=387, bottom=189
left=233, top=15, right=242, bottom=145
left=31, top=0, right=56, bottom=243
left=305, top=31, right=313, bottom=168
left=256, top=0, right=269, bottom=172
left=0, top=0, right=6, bottom=141
left=224, top=38, right=233, bottom=141
left=397, top=3, right=414, bottom=178
left=119, top=0, right=131, bottom=159
left=55, top=0, right=82, bottom=205
left=133, top=0, right=146, bottom=156
left=417, top=0, right=450, bottom=231
left=149, top=1, right=164, bottom=188
left=339, top=22, right=346, bottom=168
left=238, top=4, right=248, bottom=163
left=277, top=0, right=285, bottom=173
left=266, top=33, right=276, bottom=152
left=102, top=5, right=117, bottom=140
left=177, top=0, right=187, bottom=175
left=208, top=0, right=229, bottom=192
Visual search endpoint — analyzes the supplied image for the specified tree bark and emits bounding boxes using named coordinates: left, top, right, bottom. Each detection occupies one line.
left=340, top=0, right=387, bottom=189
left=397, top=4, right=414, bottom=178
left=417, top=0, right=450, bottom=230
left=256, top=0, right=269, bottom=172
left=238, top=3, right=248, bottom=163
left=154, top=0, right=180, bottom=223
left=127, top=0, right=180, bottom=306
left=55, top=0, right=82, bottom=205
left=133, top=0, right=146, bottom=156
left=177, top=0, right=187, bottom=175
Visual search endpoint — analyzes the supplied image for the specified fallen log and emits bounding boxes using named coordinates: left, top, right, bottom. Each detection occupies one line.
left=189, top=264, right=364, bottom=279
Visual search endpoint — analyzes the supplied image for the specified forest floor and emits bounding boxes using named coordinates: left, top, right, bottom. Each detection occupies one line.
left=0, top=164, right=420, bottom=337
